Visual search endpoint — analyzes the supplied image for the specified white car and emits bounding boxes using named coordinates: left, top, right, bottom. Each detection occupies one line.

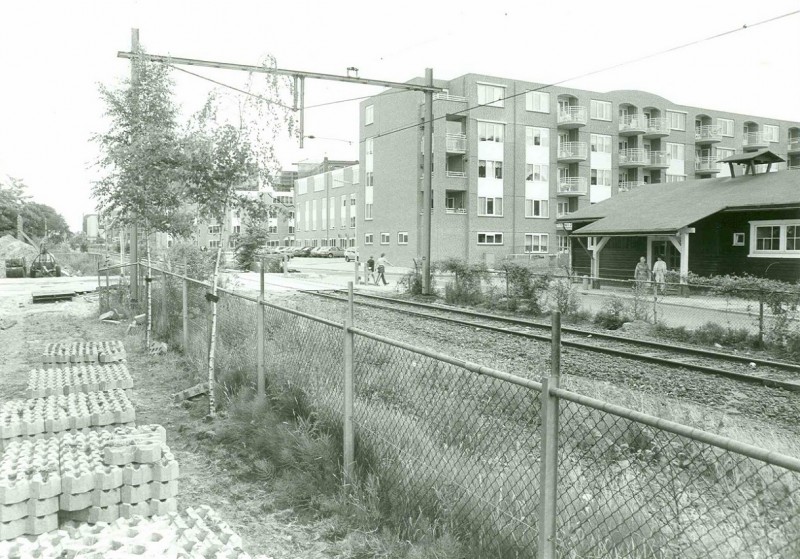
left=344, top=248, right=359, bottom=262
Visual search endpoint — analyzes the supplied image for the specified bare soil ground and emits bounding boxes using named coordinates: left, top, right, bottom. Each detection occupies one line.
left=0, top=286, right=338, bottom=558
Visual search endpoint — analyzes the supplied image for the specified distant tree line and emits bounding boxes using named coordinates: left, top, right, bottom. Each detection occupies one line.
left=0, top=176, right=71, bottom=243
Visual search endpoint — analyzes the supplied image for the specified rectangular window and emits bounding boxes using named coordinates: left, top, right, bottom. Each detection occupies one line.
left=478, top=160, right=503, bottom=179
left=755, top=225, right=781, bottom=251
left=524, top=233, right=549, bottom=253
left=750, top=220, right=800, bottom=255
left=718, top=118, right=734, bottom=137
left=365, top=105, right=374, bottom=125
left=525, top=199, right=549, bottom=218
left=288, top=226, right=295, bottom=234
left=366, top=172, right=374, bottom=186
left=665, top=174, right=686, bottom=183
left=590, top=100, right=612, bottom=121
left=477, top=83, right=505, bottom=107
left=477, top=232, right=503, bottom=245
left=478, top=196, right=504, bottom=216
left=478, top=121, right=505, bottom=142
left=208, top=225, right=221, bottom=235
left=365, top=203, right=373, bottom=220
left=341, top=196, right=348, bottom=228
left=525, top=127, right=549, bottom=147
left=365, top=234, right=374, bottom=245
left=732, top=232, right=745, bottom=246
left=380, top=233, right=390, bottom=245
left=228, top=239, right=237, bottom=249
left=398, top=232, right=408, bottom=244
left=667, top=111, right=687, bottom=131
left=232, top=225, right=241, bottom=234
left=590, top=134, right=612, bottom=153
left=764, top=124, right=779, bottom=143
left=557, top=235, right=569, bottom=253
left=526, top=164, right=548, bottom=182
left=208, top=240, right=221, bottom=249
left=268, top=225, right=277, bottom=234
left=667, top=142, right=685, bottom=160
left=590, top=169, right=611, bottom=186
left=350, top=216, right=356, bottom=228
left=525, top=91, right=550, bottom=113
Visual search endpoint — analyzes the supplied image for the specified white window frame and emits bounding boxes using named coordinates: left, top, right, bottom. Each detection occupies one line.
left=525, top=91, right=550, bottom=113
left=557, top=235, right=569, bottom=253
left=732, top=232, right=745, bottom=246
left=590, top=134, right=612, bottom=153
left=478, top=121, right=505, bottom=142
left=478, top=160, right=503, bottom=179
left=365, top=105, right=374, bottom=125
left=365, top=202, right=373, bottom=220
left=208, top=225, right=221, bottom=235
left=667, top=110, right=687, bottom=131
left=590, top=100, right=612, bottom=121
left=477, top=83, right=505, bottom=108
left=208, top=240, right=221, bottom=249
left=477, top=232, right=504, bottom=245
left=524, top=233, right=549, bottom=254
left=591, top=169, right=611, bottom=186
left=380, top=233, right=390, bottom=245
left=526, top=164, right=549, bottom=182
left=478, top=196, right=504, bottom=217
left=749, top=219, right=800, bottom=258
left=667, top=142, right=685, bottom=160
left=365, top=233, right=374, bottom=245
left=764, top=124, right=780, bottom=143
left=718, top=118, right=734, bottom=137
left=525, top=199, right=549, bottom=218
left=525, top=126, right=549, bottom=147
left=665, top=174, right=686, bottom=183
left=397, top=232, right=408, bottom=245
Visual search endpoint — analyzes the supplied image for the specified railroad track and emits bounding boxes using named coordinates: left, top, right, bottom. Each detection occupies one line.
left=303, top=289, right=800, bottom=392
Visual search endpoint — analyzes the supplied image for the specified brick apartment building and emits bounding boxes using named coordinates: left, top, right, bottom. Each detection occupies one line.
left=347, top=73, right=800, bottom=267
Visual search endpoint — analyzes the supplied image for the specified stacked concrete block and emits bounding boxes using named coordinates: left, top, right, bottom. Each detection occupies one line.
left=0, top=506, right=252, bottom=558
left=26, top=363, right=133, bottom=398
left=0, top=390, right=135, bottom=450
left=42, top=341, right=127, bottom=365
left=0, top=438, right=61, bottom=540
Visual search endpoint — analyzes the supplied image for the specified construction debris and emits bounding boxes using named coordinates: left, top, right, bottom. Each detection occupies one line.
left=171, top=383, right=209, bottom=404
left=0, top=320, right=17, bottom=331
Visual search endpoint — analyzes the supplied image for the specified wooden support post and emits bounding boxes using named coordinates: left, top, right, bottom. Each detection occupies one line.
left=182, top=276, right=189, bottom=352
left=343, top=281, right=355, bottom=486
left=538, top=311, right=561, bottom=559
left=257, top=259, right=265, bottom=399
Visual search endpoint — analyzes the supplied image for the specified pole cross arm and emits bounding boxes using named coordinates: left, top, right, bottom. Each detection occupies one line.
left=117, top=52, right=444, bottom=93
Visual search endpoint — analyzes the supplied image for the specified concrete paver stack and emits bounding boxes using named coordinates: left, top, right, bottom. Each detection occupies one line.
left=26, top=363, right=133, bottom=398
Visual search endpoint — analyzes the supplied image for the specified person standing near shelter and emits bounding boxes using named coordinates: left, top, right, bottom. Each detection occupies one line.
left=652, top=256, right=668, bottom=294
left=376, top=253, right=391, bottom=286
left=366, top=255, right=377, bottom=285
left=634, top=256, right=650, bottom=289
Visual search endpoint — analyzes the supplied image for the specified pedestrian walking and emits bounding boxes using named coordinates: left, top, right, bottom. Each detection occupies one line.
left=634, top=256, right=650, bottom=289
left=366, top=255, right=377, bottom=285
left=376, top=253, right=391, bottom=286
left=652, top=256, right=668, bottom=294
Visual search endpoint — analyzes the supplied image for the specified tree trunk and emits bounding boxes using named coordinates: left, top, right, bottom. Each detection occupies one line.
left=206, top=224, right=224, bottom=417
left=146, top=230, right=152, bottom=348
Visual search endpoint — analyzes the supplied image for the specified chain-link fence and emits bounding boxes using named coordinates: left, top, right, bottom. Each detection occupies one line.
left=98, top=263, right=800, bottom=558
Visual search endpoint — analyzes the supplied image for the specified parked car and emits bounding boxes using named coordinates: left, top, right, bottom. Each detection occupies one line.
left=344, top=248, right=359, bottom=262
left=309, top=246, right=325, bottom=257
left=317, top=246, right=345, bottom=258
left=292, top=246, right=313, bottom=257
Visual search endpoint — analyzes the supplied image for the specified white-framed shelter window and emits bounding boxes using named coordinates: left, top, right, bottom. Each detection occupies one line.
left=749, top=220, right=800, bottom=257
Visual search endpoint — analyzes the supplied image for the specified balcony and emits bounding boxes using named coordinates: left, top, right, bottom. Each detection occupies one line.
left=644, top=118, right=670, bottom=138
left=645, top=151, right=671, bottom=168
left=446, top=133, right=467, bottom=153
left=743, top=132, right=768, bottom=151
left=434, top=92, right=467, bottom=103
left=695, top=156, right=721, bottom=173
left=557, top=106, right=588, bottom=128
left=619, top=114, right=647, bottom=136
left=557, top=141, right=588, bottom=162
left=557, top=177, right=588, bottom=196
left=445, top=170, right=467, bottom=178
left=618, top=148, right=648, bottom=167
left=618, top=180, right=645, bottom=192
left=444, top=207, right=467, bottom=215
left=788, top=137, right=800, bottom=154
left=695, top=125, right=722, bottom=144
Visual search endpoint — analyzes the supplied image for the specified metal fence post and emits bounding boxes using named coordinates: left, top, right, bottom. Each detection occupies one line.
left=257, top=259, right=265, bottom=399
left=653, top=281, right=658, bottom=325
left=182, top=275, right=189, bottom=353
left=354, top=259, right=360, bottom=285
left=538, top=311, right=561, bottom=559
left=343, top=281, right=355, bottom=486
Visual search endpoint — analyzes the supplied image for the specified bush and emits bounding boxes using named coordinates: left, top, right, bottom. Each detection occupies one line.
left=594, top=295, right=630, bottom=330
left=548, top=277, right=581, bottom=316
left=166, top=242, right=217, bottom=280
left=437, top=258, right=488, bottom=306
left=501, top=262, right=551, bottom=316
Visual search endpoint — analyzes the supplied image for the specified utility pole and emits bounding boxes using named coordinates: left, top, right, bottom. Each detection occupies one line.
left=421, top=68, right=433, bottom=295
left=129, top=28, right=139, bottom=303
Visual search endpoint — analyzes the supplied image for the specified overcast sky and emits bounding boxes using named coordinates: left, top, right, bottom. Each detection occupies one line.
left=1, top=0, right=799, bottom=231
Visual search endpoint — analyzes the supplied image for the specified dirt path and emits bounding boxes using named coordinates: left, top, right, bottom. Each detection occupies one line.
left=0, top=285, right=338, bottom=558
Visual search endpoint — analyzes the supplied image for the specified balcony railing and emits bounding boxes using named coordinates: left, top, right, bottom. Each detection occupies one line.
left=695, top=125, right=722, bottom=143
left=557, top=141, right=588, bottom=161
left=445, top=207, right=467, bottom=214
left=619, top=114, right=647, bottom=134
left=557, top=177, right=588, bottom=195
left=788, top=137, right=800, bottom=153
left=446, top=133, right=467, bottom=153
left=557, top=106, right=588, bottom=126
left=743, top=132, right=768, bottom=149
left=445, top=170, right=467, bottom=178
left=619, top=148, right=648, bottom=165
left=434, top=93, right=467, bottom=102
left=645, top=118, right=670, bottom=137
left=618, top=180, right=646, bottom=192
left=645, top=151, right=671, bottom=167
left=695, top=156, right=721, bottom=172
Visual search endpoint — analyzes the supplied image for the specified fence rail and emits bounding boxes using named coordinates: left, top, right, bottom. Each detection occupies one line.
left=99, top=264, right=800, bottom=558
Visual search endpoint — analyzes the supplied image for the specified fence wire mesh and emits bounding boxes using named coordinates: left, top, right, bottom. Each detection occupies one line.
left=352, top=333, right=543, bottom=557
left=556, top=399, right=800, bottom=559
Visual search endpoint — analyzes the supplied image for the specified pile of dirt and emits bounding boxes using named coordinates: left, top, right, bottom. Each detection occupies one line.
left=0, top=234, right=38, bottom=278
